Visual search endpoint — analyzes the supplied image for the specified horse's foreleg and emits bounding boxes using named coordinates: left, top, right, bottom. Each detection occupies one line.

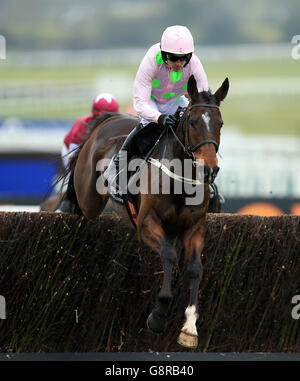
left=139, top=214, right=177, bottom=334
left=177, top=226, right=205, bottom=348
left=147, top=239, right=178, bottom=333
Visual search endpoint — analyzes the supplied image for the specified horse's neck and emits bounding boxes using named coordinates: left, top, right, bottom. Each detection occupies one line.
left=170, top=117, right=188, bottom=160
left=151, top=115, right=187, bottom=162
left=158, top=129, right=184, bottom=162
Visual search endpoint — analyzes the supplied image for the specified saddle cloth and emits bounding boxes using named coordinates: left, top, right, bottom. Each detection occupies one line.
left=108, top=177, right=139, bottom=229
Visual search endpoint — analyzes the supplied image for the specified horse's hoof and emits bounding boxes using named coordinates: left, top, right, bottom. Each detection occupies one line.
left=177, top=331, right=198, bottom=349
left=146, top=312, right=166, bottom=334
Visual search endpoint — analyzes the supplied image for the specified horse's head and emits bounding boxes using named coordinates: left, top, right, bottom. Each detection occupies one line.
left=186, top=75, right=229, bottom=183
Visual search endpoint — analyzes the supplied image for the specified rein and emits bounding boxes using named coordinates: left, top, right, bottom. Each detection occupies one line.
left=169, top=103, right=220, bottom=166
left=133, top=103, right=221, bottom=189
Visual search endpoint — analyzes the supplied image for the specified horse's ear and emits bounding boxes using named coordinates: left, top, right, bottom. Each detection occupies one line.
left=187, top=75, right=199, bottom=101
left=214, top=77, right=229, bottom=105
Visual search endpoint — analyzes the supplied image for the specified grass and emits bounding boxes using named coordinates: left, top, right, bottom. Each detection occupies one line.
left=222, top=93, right=300, bottom=136
left=0, top=58, right=299, bottom=135
left=204, top=58, right=300, bottom=79
left=204, top=58, right=300, bottom=136
left=0, top=63, right=137, bottom=83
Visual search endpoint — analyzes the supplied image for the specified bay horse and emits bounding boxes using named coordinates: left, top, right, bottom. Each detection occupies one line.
left=68, top=75, right=229, bottom=348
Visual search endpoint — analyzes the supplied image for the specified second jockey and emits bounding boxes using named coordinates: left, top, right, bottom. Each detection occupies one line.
left=62, top=93, right=119, bottom=170
left=56, top=93, right=118, bottom=213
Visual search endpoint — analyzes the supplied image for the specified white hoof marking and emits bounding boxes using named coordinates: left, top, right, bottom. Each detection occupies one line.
left=181, top=305, right=198, bottom=336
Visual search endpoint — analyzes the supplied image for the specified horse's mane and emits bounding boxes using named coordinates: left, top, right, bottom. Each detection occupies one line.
left=199, top=89, right=214, bottom=103
left=89, top=112, right=120, bottom=137
left=68, top=112, right=121, bottom=171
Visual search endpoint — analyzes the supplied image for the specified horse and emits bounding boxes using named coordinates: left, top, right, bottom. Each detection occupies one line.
left=64, top=75, right=229, bottom=348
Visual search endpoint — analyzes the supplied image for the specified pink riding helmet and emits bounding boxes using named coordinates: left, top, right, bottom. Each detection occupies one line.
left=92, top=93, right=119, bottom=116
left=160, top=25, right=194, bottom=54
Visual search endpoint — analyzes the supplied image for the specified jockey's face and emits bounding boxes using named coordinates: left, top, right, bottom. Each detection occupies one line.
left=166, top=53, right=187, bottom=71
left=166, top=59, right=186, bottom=71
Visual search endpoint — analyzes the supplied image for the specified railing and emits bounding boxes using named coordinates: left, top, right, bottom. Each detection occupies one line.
left=216, top=131, right=300, bottom=198
left=0, top=120, right=299, bottom=199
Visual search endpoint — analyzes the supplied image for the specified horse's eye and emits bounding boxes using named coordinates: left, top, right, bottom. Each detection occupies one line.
left=220, top=121, right=224, bottom=128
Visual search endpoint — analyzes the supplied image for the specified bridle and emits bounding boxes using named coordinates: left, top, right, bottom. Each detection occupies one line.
left=169, top=103, right=220, bottom=167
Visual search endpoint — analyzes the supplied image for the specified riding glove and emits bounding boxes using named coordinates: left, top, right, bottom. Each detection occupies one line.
left=158, top=114, right=178, bottom=128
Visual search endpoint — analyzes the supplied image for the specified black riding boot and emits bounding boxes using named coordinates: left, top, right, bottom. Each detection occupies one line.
left=103, top=124, right=142, bottom=192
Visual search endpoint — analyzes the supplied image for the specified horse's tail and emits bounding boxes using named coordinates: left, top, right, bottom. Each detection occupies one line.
left=40, top=144, right=82, bottom=213
left=61, top=164, right=82, bottom=214
left=53, top=140, right=86, bottom=214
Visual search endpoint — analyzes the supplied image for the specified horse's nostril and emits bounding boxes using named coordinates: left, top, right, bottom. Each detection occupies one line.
left=204, top=165, right=219, bottom=183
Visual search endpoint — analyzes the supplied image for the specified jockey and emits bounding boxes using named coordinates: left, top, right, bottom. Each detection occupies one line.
left=62, top=93, right=119, bottom=170
left=104, top=25, right=209, bottom=189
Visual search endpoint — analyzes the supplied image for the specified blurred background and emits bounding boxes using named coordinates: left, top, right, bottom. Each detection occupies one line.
left=0, top=0, right=299, bottom=214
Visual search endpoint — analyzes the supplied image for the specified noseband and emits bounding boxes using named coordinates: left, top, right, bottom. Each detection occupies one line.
left=169, top=103, right=220, bottom=167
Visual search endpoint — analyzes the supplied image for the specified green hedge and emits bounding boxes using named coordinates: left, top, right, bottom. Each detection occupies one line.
left=0, top=212, right=299, bottom=352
